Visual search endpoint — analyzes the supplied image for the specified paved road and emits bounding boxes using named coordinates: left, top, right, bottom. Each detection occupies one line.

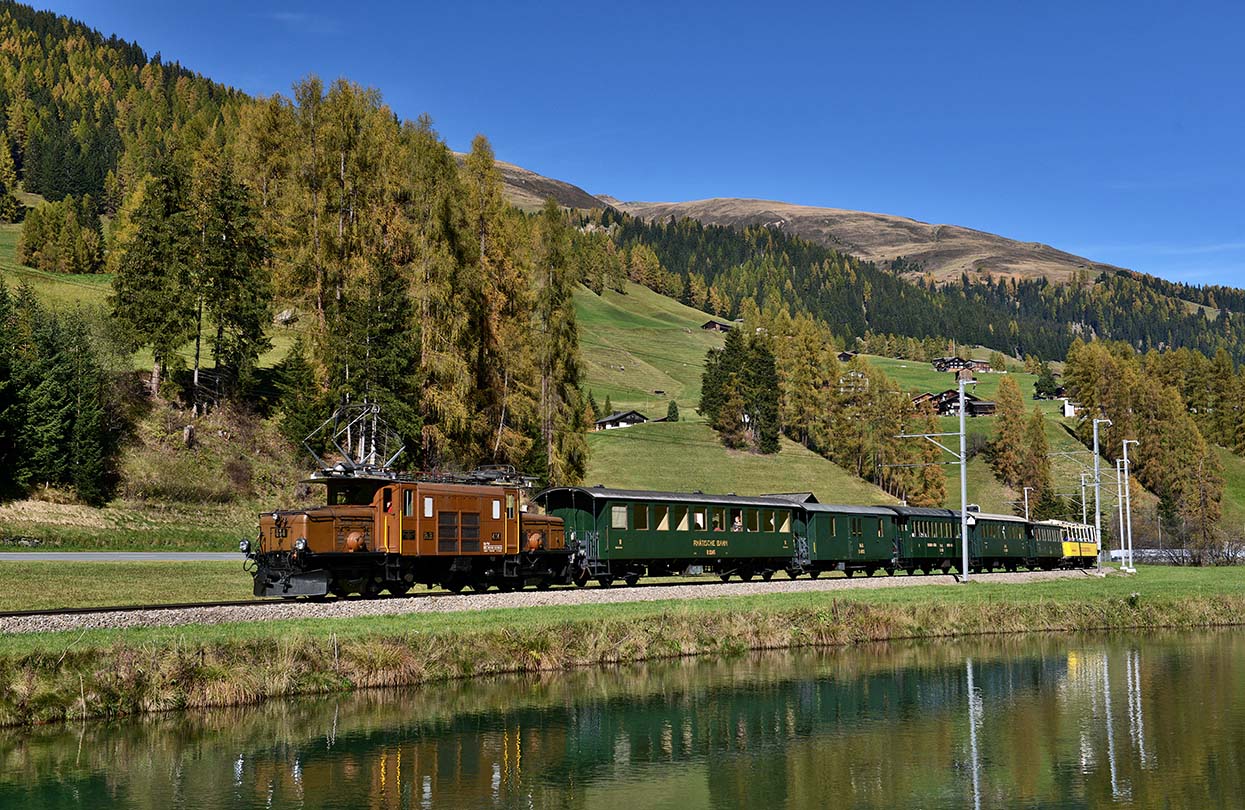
left=0, top=552, right=239, bottom=562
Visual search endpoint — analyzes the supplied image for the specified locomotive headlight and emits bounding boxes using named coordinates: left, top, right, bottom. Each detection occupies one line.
left=239, top=539, right=251, bottom=555
left=294, top=537, right=308, bottom=552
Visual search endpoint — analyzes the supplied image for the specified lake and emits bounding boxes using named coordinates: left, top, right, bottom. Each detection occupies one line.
left=2, top=631, right=1243, bottom=808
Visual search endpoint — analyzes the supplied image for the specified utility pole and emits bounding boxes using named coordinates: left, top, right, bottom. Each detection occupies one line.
left=897, top=376, right=973, bottom=582
left=960, top=378, right=969, bottom=581
left=1116, top=458, right=1126, bottom=570
left=1122, top=439, right=1139, bottom=573
left=1093, top=418, right=1112, bottom=572
left=1023, top=486, right=1034, bottom=522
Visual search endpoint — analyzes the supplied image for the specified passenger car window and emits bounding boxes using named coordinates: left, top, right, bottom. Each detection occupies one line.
left=673, top=506, right=689, bottom=531
left=634, top=505, right=650, bottom=531
left=654, top=505, right=669, bottom=530
left=611, top=505, right=628, bottom=529
left=693, top=509, right=706, bottom=530
left=746, top=510, right=759, bottom=532
left=711, top=508, right=726, bottom=531
left=779, top=513, right=791, bottom=533
left=761, top=510, right=775, bottom=532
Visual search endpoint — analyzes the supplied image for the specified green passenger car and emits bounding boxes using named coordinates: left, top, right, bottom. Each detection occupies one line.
left=969, top=513, right=1031, bottom=571
left=802, top=504, right=898, bottom=577
left=535, top=486, right=799, bottom=586
left=891, top=507, right=962, bottom=574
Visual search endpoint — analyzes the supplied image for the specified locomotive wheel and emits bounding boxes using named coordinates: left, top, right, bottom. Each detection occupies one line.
left=597, top=576, right=614, bottom=587
left=330, top=582, right=351, bottom=598
left=574, top=568, right=590, bottom=587
left=361, top=579, right=383, bottom=599
left=624, top=574, right=640, bottom=587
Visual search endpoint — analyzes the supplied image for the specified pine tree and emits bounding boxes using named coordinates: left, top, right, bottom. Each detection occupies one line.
left=534, top=199, right=586, bottom=484
left=0, top=283, right=18, bottom=500
left=1019, top=406, right=1055, bottom=517
left=990, top=375, right=1026, bottom=489
left=666, top=400, right=680, bottom=422
left=109, top=165, right=196, bottom=396
left=747, top=336, right=780, bottom=454
left=0, top=133, right=19, bottom=223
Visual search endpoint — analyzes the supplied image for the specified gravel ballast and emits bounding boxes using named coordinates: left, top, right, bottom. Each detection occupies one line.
left=0, top=569, right=1094, bottom=636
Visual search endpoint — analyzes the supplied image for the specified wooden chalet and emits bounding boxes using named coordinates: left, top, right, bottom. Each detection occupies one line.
left=593, top=410, right=650, bottom=431
left=931, top=356, right=992, bottom=373
left=912, top=389, right=997, bottom=417
left=837, top=351, right=857, bottom=362
left=701, top=320, right=734, bottom=333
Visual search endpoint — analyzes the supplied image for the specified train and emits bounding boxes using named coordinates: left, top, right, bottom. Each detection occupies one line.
left=242, top=468, right=1099, bottom=598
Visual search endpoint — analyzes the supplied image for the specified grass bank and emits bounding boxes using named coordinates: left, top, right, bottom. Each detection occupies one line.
left=0, top=562, right=252, bottom=611
left=2, top=567, right=1243, bottom=726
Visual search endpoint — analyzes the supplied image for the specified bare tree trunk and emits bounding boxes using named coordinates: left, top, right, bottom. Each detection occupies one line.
left=150, top=359, right=161, bottom=398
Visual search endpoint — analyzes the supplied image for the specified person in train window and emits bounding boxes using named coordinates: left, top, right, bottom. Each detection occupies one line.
left=731, top=514, right=743, bottom=532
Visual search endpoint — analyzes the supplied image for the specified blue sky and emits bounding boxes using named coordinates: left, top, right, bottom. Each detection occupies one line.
left=48, top=0, right=1245, bottom=287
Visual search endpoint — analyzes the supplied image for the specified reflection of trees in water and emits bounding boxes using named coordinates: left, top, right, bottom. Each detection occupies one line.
left=0, top=632, right=1240, bottom=809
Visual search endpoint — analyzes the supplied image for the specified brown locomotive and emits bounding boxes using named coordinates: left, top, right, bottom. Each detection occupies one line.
left=244, top=466, right=569, bottom=598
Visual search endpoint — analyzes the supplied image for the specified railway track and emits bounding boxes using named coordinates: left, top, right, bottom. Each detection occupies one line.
left=0, top=568, right=1097, bottom=622
left=0, top=577, right=732, bottom=622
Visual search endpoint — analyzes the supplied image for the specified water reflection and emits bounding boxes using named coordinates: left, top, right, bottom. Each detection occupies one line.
left=1, top=632, right=1243, bottom=809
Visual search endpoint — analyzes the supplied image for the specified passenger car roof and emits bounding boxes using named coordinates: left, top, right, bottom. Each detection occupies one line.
left=534, top=486, right=799, bottom=509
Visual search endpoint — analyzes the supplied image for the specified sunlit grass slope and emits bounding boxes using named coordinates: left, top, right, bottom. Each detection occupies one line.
left=584, top=420, right=897, bottom=505
left=576, top=281, right=723, bottom=416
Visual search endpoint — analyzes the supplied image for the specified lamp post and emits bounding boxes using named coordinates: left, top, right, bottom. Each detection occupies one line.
left=1093, top=418, right=1112, bottom=571
left=1023, top=486, right=1034, bottom=521
left=1122, top=439, right=1139, bottom=573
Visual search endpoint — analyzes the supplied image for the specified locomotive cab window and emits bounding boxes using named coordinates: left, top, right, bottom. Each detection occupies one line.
left=492, top=499, right=501, bottom=520
left=424, top=496, right=433, bottom=518
left=403, top=490, right=414, bottom=518
left=506, top=495, right=516, bottom=520
left=382, top=488, right=393, bottom=514
left=611, top=505, right=628, bottom=530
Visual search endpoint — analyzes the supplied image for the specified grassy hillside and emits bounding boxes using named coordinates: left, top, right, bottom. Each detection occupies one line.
left=576, top=282, right=895, bottom=503
left=576, top=281, right=723, bottom=416
left=585, top=420, right=896, bottom=505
